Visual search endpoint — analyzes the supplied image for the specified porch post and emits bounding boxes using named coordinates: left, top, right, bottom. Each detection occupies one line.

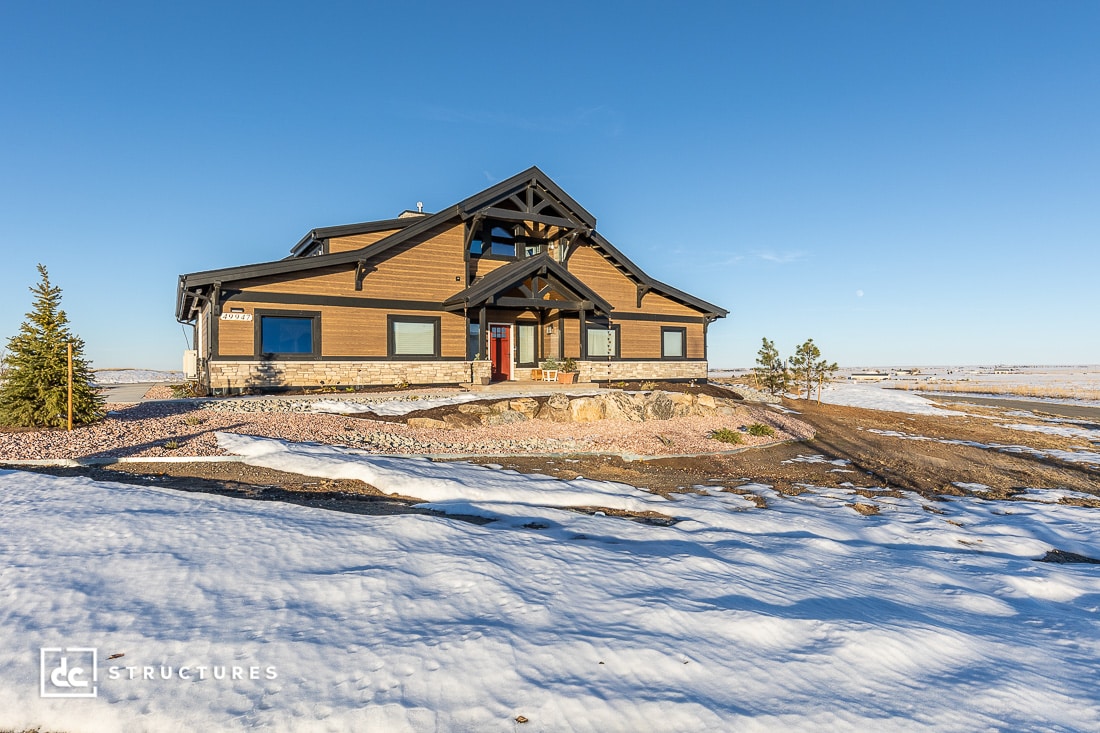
left=478, top=306, right=488, bottom=359
left=579, top=308, right=587, bottom=360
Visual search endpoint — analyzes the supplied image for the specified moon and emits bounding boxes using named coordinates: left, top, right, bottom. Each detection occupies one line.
left=856, top=289, right=864, bottom=298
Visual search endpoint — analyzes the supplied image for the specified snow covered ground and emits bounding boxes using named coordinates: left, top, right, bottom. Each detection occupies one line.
left=93, top=369, right=183, bottom=384
left=814, top=382, right=956, bottom=415
left=3, top=439, right=1100, bottom=731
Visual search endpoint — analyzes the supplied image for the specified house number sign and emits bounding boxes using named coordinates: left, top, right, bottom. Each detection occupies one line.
left=219, top=313, right=253, bottom=321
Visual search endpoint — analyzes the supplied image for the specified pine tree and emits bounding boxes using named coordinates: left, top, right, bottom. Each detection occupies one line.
left=753, top=337, right=790, bottom=396
left=0, top=264, right=104, bottom=427
left=789, top=338, right=839, bottom=403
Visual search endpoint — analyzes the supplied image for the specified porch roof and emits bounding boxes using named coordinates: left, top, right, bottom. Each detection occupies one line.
left=443, top=255, right=612, bottom=315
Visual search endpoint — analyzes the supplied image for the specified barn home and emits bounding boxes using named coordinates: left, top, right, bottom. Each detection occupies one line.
left=175, top=167, right=727, bottom=393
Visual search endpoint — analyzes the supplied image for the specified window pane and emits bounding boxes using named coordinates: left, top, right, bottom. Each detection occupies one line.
left=393, top=320, right=436, bottom=355
left=663, top=330, right=684, bottom=358
left=587, top=328, right=616, bottom=357
left=467, top=323, right=480, bottom=360
left=260, top=316, right=313, bottom=354
left=518, top=324, right=535, bottom=364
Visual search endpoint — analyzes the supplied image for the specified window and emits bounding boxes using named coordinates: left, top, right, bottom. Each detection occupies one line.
left=469, top=220, right=533, bottom=259
left=257, top=312, right=319, bottom=356
left=662, top=327, right=686, bottom=359
left=388, top=315, right=441, bottom=358
left=586, top=325, right=619, bottom=359
left=467, top=322, right=480, bottom=360
left=517, top=322, right=536, bottom=365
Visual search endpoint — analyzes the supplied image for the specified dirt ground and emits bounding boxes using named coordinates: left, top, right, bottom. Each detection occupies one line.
left=17, top=395, right=1097, bottom=516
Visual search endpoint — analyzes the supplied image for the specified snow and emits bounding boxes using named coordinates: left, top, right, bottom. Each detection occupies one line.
left=4, top=448, right=1100, bottom=731
left=867, top=428, right=1100, bottom=467
left=781, top=453, right=851, bottom=466
left=313, top=389, right=598, bottom=417
left=93, top=369, right=183, bottom=384
left=815, top=383, right=956, bottom=415
left=998, top=422, right=1100, bottom=441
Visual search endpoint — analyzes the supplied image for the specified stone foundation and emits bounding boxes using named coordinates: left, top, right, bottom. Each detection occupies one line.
left=206, top=360, right=492, bottom=393
left=576, top=360, right=708, bottom=383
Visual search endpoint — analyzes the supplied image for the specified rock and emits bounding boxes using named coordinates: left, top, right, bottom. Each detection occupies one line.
left=489, top=400, right=512, bottom=414
left=484, top=409, right=529, bottom=426
left=601, top=391, right=644, bottom=421
left=546, top=393, right=570, bottom=410
left=696, top=393, right=716, bottom=409
left=406, top=417, right=449, bottom=429
left=442, top=413, right=481, bottom=428
left=536, top=401, right=572, bottom=422
left=457, top=403, right=490, bottom=415
left=642, top=392, right=674, bottom=421
left=508, top=398, right=540, bottom=418
left=666, top=391, right=695, bottom=417
left=569, top=396, right=606, bottom=423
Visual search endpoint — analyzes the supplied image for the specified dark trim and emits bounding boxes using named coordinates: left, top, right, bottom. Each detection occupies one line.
left=585, top=322, right=621, bottom=360
left=253, top=309, right=322, bottom=359
left=476, top=207, right=583, bottom=230
left=387, top=314, right=442, bottom=359
left=592, top=357, right=707, bottom=363
left=494, top=297, right=588, bottom=310
left=444, top=254, right=612, bottom=314
left=458, top=166, right=597, bottom=228
left=661, top=326, right=688, bottom=360
left=224, top=290, right=447, bottom=311
left=605, top=312, right=705, bottom=324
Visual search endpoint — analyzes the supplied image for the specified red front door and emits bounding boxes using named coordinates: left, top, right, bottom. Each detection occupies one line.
left=490, top=325, right=511, bottom=381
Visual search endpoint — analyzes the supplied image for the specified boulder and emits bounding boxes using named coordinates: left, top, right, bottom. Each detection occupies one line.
left=442, top=413, right=481, bottom=429
left=601, top=391, right=645, bottom=421
left=546, top=393, right=570, bottom=410
left=568, top=396, right=606, bottom=423
left=508, top=398, right=540, bottom=419
left=642, top=391, right=675, bottom=421
left=488, top=400, right=512, bottom=414
left=536, top=400, right=572, bottom=422
left=406, top=417, right=449, bottom=429
left=457, top=403, right=490, bottom=415
left=484, top=409, right=529, bottom=426
left=696, top=393, right=716, bottom=410
left=666, top=391, right=695, bottom=417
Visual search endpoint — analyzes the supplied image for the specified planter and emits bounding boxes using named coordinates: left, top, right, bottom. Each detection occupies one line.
left=557, top=371, right=577, bottom=384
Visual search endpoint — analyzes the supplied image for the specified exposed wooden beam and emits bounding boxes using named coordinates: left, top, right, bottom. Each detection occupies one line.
left=494, top=297, right=587, bottom=310
left=479, top=207, right=581, bottom=230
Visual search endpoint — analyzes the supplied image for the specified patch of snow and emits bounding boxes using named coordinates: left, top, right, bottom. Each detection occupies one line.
left=313, top=389, right=598, bottom=416
left=815, top=383, right=956, bottom=416
left=953, top=482, right=991, bottom=492
left=782, top=454, right=851, bottom=466
left=867, top=429, right=1100, bottom=468
left=998, top=423, right=1100, bottom=441
left=5, top=445, right=1100, bottom=731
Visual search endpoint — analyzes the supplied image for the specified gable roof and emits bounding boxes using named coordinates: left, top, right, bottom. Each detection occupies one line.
left=288, top=216, right=420, bottom=257
left=177, top=167, right=727, bottom=320
left=443, top=254, right=612, bottom=315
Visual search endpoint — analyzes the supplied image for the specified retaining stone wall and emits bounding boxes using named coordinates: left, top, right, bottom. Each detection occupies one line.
left=577, top=361, right=708, bottom=382
left=207, top=360, right=489, bottom=393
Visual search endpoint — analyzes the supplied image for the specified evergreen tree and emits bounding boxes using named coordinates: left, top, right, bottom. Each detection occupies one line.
left=0, top=265, right=104, bottom=427
left=789, top=338, right=839, bottom=402
left=753, top=337, right=790, bottom=396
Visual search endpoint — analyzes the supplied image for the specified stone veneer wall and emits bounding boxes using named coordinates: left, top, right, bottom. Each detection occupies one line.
left=576, top=360, right=707, bottom=382
left=207, top=360, right=493, bottom=393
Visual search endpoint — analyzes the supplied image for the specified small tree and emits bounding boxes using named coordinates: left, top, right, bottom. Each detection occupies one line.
left=0, top=265, right=104, bottom=427
left=788, top=338, right=839, bottom=403
left=753, top=337, right=790, bottom=396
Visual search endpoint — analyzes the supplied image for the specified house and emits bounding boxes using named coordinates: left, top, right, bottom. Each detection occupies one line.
left=175, top=167, right=727, bottom=394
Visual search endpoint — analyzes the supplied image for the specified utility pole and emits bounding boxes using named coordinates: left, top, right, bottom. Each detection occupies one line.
left=67, top=341, right=73, bottom=432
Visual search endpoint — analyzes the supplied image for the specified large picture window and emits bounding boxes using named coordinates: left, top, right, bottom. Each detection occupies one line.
left=256, top=311, right=320, bottom=357
left=661, top=327, right=686, bottom=359
left=586, top=324, right=620, bottom=359
left=388, top=315, right=441, bottom=358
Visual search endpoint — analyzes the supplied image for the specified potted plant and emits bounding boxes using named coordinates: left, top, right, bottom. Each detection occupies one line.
left=540, top=357, right=560, bottom=382
left=557, top=357, right=578, bottom=384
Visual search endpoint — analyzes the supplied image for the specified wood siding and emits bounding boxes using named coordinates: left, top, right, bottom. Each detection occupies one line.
left=327, top=229, right=403, bottom=253
left=566, top=245, right=701, bottom=317
left=214, top=302, right=465, bottom=358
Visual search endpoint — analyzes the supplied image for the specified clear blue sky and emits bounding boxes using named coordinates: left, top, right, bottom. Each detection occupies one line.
left=2, top=1, right=1097, bottom=370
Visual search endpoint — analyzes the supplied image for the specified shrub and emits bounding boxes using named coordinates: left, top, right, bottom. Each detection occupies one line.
left=163, top=440, right=181, bottom=450
left=709, top=428, right=743, bottom=445
left=561, top=357, right=577, bottom=372
left=747, top=423, right=775, bottom=437
left=184, top=415, right=202, bottom=426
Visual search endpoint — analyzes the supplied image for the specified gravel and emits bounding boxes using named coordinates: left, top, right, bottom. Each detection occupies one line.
left=0, top=391, right=812, bottom=462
